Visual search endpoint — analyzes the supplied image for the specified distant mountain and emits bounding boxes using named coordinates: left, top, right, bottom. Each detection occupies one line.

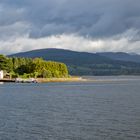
left=9, top=48, right=140, bottom=75
left=9, top=48, right=114, bottom=65
left=98, top=52, right=140, bottom=63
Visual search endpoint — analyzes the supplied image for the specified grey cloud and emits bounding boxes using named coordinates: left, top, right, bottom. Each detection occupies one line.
left=1, top=0, right=140, bottom=39
left=28, top=0, right=140, bottom=38
left=0, top=0, right=140, bottom=37
left=0, top=22, right=29, bottom=40
left=1, top=0, right=140, bottom=54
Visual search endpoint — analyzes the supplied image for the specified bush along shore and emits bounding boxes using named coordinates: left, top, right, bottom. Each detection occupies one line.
left=0, top=55, right=68, bottom=78
left=36, top=77, right=87, bottom=83
left=0, top=55, right=86, bottom=83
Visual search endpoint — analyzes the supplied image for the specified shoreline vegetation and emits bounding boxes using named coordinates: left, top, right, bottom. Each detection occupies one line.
left=0, top=55, right=69, bottom=80
left=0, top=55, right=88, bottom=83
left=36, top=77, right=87, bottom=83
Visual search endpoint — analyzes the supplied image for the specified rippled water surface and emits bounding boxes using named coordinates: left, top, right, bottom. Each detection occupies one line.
left=0, top=76, right=140, bottom=140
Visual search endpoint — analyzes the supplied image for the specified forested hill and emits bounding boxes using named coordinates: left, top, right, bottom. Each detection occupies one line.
left=9, top=48, right=140, bottom=64
left=97, top=52, right=140, bottom=63
left=9, top=48, right=113, bottom=65
left=9, top=48, right=140, bottom=75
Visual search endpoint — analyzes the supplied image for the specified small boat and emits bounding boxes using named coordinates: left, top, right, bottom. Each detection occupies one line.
left=15, top=78, right=38, bottom=83
left=0, top=82, right=4, bottom=84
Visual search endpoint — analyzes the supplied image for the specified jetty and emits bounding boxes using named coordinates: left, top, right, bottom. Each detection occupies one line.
left=0, top=78, right=37, bottom=83
left=0, top=79, right=15, bottom=83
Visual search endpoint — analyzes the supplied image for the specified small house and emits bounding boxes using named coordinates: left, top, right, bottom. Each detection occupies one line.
left=0, top=70, right=4, bottom=79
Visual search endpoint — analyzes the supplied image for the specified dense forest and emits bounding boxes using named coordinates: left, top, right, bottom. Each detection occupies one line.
left=0, top=55, right=69, bottom=78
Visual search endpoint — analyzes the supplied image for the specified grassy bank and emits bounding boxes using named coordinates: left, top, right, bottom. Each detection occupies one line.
left=36, top=77, right=87, bottom=83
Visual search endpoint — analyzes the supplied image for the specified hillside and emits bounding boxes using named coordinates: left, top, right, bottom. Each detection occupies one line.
left=98, top=52, right=140, bottom=63
left=9, top=48, right=140, bottom=75
left=9, top=48, right=113, bottom=65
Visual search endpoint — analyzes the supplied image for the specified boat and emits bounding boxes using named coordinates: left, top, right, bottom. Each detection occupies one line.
left=0, top=82, right=4, bottom=84
left=15, top=78, right=38, bottom=83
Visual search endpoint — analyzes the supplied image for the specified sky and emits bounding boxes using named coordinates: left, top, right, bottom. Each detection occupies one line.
left=0, top=0, right=140, bottom=54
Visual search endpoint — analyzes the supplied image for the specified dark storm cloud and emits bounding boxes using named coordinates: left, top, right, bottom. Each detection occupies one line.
left=1, top=0, right=140, bottom=54
left=1, top=0, right=140, bottom=38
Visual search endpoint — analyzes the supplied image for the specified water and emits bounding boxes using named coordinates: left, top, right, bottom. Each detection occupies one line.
left=0, top=76, right=140, bottom=140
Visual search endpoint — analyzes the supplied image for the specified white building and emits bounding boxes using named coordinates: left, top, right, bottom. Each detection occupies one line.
left=0, top=70, right=4, bottom=79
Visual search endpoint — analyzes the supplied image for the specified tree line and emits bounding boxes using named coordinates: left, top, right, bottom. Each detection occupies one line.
left=0, top=55, right=69, bottom=78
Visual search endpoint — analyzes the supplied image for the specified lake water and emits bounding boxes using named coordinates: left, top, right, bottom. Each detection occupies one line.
left=0, top=76, right=140, bottom=140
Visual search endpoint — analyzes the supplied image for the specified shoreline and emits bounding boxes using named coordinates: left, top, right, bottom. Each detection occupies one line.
left=0, top=77, right=88, bottom=83
left=36, top=77, right=88, bottom=83
left=1, top=76, right=140, bottom=83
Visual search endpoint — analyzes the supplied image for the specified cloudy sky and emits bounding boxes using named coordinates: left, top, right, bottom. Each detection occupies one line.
left=0, top=0, right=140, bottom=54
